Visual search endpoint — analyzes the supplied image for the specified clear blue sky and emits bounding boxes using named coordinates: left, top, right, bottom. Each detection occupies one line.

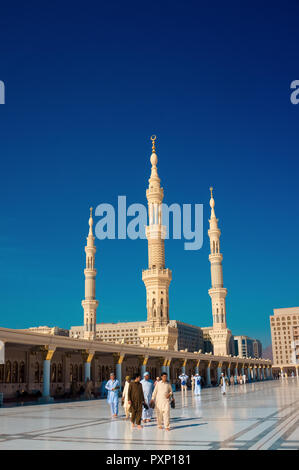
left=0, top=1, right=298, bottom=349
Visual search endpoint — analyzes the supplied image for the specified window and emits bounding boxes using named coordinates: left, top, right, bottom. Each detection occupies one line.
left=34, top=362, right=40, bottom=383
left=12, top=362, right=18, bottom=383
left=51, top=363, right=57, bottom=382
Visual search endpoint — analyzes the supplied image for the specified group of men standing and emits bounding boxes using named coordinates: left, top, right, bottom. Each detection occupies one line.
left=105, top=371, right=173, bottom=431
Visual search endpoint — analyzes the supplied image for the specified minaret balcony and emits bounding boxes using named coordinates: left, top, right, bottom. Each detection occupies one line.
left=142, top=267, right=172, bottom=281
left=146, top=225, right=166, bottom=239
left=84, top=268, right=97, bottom=276
left=146, top=187, right=164, bottom=199
left=209, top=253, right=223, bottom=262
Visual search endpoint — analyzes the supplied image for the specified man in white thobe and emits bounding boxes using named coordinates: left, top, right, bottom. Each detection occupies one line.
left=141, top=372, right=154, bottom=422
left=105, top=372, right=120, bottom=417
left=194, top=373, right=201, bottom=396
left=220, top=373, right=228, bottom=395
left=151, top=372, right=173, bottom=431
left=122, top=376, right=131, bottom=419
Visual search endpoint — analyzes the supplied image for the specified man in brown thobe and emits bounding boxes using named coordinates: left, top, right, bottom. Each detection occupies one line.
left=128, top=373, right=145, bottom=429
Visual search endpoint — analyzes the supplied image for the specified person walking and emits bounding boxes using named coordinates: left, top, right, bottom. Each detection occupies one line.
left=151, top=372, right=173, bottom=431
left=141, top=372, right=154, bottom=423
left=220, top=373, right=228, bottom=395
left=191, top=374, right=195, bottom=392
left=122, top=376, right=131, bottom=420
left=84, top=379, right=93, bottom=400
left=194, top=373, right=201, bottom=396
left=105, top=372, right=120, bottom=418
left=128, top=373, right=145, bottom=429
left=178, top=372, right=188, bottom=394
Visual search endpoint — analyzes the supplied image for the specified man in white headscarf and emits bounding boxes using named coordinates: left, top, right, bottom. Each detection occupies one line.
left=141, top=372, right=154, bottom=423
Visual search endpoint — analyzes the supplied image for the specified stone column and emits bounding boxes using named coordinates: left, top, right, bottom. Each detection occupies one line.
left=195, top=360, right=200, bottom=375
left=206, top=362, right=212, bottom=387
left=139, top=355, right=149, bottom=378
left=181, top=359, right=187, bottom=375
left=161, top=358, right=168, bottom=374
left=113, top=354, right=125, bottom=395
left=247, top=367, right=251, bottom=382
left=257, top=366, right=261, bottom=380
left=82, top=351, right=95, bottom=382
left=227, top=365, right=231, bottom=380
left=217, top=362, right=222, bottom=385
left=40, top=347, right=56, bottom=403
left=234, top=364, right=238, bottom=384
left=166, top=359, right=171, bottom=381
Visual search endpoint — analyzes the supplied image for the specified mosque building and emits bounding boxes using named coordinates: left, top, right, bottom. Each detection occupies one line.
left=0, top=137, right=270, bottom=402
left=71, top=136, right=255, bottom=358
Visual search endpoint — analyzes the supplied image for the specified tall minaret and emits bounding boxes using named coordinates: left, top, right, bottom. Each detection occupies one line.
left=81, top=207, right=99, bottom=340
left=208, top=188, right=231, bottom=355
left=139, top=136, right=177, bottom=350
left=143, top=136, right=171, bottom=326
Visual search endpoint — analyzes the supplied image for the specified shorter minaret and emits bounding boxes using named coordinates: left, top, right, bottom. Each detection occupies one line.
left=208, top=188, right=231, bottom=355
left=81, top=207, right=99, bottom=340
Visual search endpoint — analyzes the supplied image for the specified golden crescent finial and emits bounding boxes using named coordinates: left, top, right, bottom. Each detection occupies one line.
left=90, top=207, right=93, bottom=217
left=151, top=135, right=157, bottom=153
left=210, top=187, right=213, bottom=198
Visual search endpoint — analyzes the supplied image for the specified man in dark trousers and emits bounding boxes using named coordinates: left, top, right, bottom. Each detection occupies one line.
left=128, top=373, right=145, bottom=429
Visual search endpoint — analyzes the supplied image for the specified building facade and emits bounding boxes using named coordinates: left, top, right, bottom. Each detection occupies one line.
left=270, top=307, right=299, bottom=376
left=70, top=320, right=204, bottom=352
left=233, top=336, right=262, bottom=359
left=0, top=327, right=272, bottom=400
left=24, top=326, right=70, bottom=337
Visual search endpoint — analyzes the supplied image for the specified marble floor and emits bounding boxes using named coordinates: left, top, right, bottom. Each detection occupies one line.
left=0, top=379, right=298, bottom=450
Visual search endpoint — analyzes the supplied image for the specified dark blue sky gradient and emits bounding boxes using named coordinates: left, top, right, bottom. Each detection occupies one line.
left=0, top=1, right=299, bottom=348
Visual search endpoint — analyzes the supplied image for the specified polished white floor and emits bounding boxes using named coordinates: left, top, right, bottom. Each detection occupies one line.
left=0, top=379, right=298, bottom=450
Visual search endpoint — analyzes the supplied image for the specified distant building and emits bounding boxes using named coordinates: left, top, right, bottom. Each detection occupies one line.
left=70, top=320, right=204, bottom=352
left=270, top=307, right=299, bottom=374
left=234, top=335, right=262, bottom=359
left=70, top=321, right=146, bottom=345
left=202, top=327, right=214, bottom=353
left=24, top=326, right=69, bottom=337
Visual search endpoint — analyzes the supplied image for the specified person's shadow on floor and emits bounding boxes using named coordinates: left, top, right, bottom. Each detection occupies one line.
left=170, top=422, right=207, bottom=431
